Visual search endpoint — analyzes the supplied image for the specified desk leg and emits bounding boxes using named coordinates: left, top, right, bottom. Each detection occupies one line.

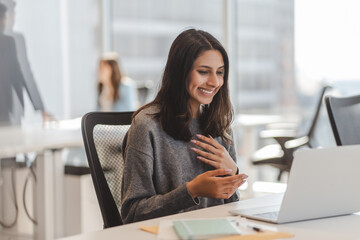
left=53, top=149, right=64, bottom=238
left=35, top=150, right=55, bottom=240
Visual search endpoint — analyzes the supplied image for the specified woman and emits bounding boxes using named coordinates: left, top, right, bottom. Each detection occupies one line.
left=121, top=29, right=248, bottom=224
left=97, top=53, right=138, bottom=111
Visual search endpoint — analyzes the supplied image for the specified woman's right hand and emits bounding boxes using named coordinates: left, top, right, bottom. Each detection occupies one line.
left=186, top=169, right=248, bottom=199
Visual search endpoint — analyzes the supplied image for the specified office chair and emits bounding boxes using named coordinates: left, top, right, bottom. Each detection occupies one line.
left=81, top=111, right=133, bottom=228
left=325, top=94, right=360, bottom=146
left=252, top=86, right=330, bottom=181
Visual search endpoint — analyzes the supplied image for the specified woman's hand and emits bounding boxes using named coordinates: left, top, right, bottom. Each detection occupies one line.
left=190, top=134, right=238, bottom=175
left=187, top=169, right=248, bottom=199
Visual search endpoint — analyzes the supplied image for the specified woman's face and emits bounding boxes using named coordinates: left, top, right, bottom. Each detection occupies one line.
left=99, top=61, right=112, bottom=84
left=187, top=49, right=225, bottom=117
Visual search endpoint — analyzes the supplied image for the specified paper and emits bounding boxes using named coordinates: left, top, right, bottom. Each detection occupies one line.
left=139, top=218, right=294, bottom=240
left=139, top=225, right=158, bottom=234
left=214, top=231, right=294, bottom=240
left=157, top=220, right=180, bottom=240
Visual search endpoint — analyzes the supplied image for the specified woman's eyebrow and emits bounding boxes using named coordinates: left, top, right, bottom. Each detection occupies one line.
left=197, top=65, right=225, bottom=69
left=197, top=65, right=211, bottom=69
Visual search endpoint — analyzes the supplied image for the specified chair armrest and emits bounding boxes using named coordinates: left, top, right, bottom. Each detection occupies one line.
left=259, top=129, right=297, bottom=139
left=284, top=136, right=309, bottom=149
left=265, top=122, right=299, bottom=130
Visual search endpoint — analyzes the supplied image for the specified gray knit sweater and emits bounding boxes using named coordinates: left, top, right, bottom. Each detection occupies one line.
left=121, top=105, right=239, bottom=224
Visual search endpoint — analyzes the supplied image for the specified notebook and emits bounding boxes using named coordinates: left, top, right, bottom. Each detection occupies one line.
left=230, top=145, right=360, bottom=223
left=173, top=218, right=240, bottom=240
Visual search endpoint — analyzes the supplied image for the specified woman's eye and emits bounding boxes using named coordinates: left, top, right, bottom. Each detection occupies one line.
left=217, top=71, right=224, bottom=76
left=198, top=70, right=208, bottom=75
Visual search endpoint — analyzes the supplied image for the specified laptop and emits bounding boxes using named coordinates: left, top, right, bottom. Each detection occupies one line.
left=230, top=145, right=360, bottom=224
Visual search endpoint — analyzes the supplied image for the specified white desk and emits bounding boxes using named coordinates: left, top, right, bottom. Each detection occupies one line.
left=59, top=193, right=360, bottom=240
left=0, top=123, right=83, bottom=240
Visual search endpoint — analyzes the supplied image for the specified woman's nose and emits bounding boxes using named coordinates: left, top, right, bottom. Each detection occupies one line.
left=207, top=72, right=220, bottom=88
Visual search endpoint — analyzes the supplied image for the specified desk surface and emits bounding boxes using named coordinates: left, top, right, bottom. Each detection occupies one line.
left=0, top=121, right=83, bottom=240
left=0, top=121, right=83, bottom=158
left=59, top=193, right=360, bottom=240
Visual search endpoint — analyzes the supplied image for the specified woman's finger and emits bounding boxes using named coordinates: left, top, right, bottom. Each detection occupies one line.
left=197, top=134, right=224, bottom=149
left=207, top=168, right=234, bottom=177
left=191, top=148, right=219, bottom=162
left=191, top=138, right=217, bottom=154
left=218, top=174, right=248, bottom=185
left=197, top=156, right=220, bottom=168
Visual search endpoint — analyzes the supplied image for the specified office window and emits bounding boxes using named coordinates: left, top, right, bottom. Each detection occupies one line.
left=234, top=0, right=295, bottom=111
left=107, top=0, right=297, bottom=113
left=5, top=0, right=360, bottom=123
left=109, top=0, right=223, bottom=105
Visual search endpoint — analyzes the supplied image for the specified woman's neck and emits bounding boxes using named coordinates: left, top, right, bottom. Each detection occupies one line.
left=190, top=107, right=200, bottom=119
left=189, top=101, right=200, bottom=119
left=101, top=85, right=114, bottom=100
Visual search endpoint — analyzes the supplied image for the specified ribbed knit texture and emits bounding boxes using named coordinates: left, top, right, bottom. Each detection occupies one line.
left=121, top=105, right=239, bottom=224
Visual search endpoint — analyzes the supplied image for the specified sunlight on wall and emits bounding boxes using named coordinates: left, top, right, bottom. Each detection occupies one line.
left=295, top=0, right=360, bottom=92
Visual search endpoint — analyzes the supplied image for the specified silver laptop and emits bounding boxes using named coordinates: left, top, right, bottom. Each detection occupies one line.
left=230, top=145, right=360, bottom=224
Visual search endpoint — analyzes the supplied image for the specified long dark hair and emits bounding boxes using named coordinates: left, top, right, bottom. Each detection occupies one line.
left=134, top=29, right=233, bottom=144
left=97, top=59, right=122, bottom=102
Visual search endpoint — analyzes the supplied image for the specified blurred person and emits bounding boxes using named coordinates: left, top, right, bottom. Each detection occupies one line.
left=65, top=53, right=139, bottom=167
left=97, top=52, right=138, bottom=111
left=0, top=1, right=52, bottom=126
left=121, top=29, right=248, bottom=224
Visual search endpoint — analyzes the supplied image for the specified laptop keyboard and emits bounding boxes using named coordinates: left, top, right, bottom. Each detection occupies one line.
left=254, top=211, right=279, bottom=220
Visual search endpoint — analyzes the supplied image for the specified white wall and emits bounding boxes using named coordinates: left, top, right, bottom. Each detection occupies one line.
left=13, top=0, right=101, bottom=121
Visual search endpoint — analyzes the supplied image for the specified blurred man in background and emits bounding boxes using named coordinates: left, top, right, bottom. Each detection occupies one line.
left=0, top=1, right=51, bottom=126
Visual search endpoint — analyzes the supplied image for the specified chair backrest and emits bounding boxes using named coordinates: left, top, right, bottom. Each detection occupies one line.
left=306, top=85, right=331, bottom=145
left=81, top=111, right=133, bottom=228
left=325, top=94, right=360, bottom=146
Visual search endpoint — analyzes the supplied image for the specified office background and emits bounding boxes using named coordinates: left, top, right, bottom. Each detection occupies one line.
left=1, top=0, right=360, bottom=239
left=6, top=0, right=360, bottom=122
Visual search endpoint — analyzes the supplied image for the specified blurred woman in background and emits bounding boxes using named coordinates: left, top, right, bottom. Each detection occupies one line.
left=97, top=52, right=138, bottom=111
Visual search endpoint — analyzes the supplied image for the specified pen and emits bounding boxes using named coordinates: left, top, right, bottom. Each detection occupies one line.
left=234, top=218, right=264, bottom=233
left=248, top=225, right=263, bottom=232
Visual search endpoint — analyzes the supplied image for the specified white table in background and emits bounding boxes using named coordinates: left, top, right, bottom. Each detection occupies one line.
left=58, top=193, right=360, bottom=240
left=233, top=114, right=285, bottom=195
left=0, top=120, right=83, bottom=240
left=234, top=114, right=284, bottom=161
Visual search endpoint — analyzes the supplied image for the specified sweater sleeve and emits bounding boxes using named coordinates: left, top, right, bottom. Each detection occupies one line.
left=121, top=117, right=197, bottom=224
left=224, top=129, right=240, bottom=203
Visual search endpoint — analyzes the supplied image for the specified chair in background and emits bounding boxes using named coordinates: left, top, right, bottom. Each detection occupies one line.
left=252, top=86, right=330, bottom=181
left=81, top=111, right=133, bottom=228
left=325, top=94, right=360, bottom=146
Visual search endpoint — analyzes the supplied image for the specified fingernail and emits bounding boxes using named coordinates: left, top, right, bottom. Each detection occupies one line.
left=196, top=134, right=202, bottom=138
left=225, top=169, right=233, bottom=173
left=208, top=134, right=213, bottom=139
left=190, top=147, right=198, bottom=152
left=242, top=174, right=248, bottom=179
left=190, top=139, right=196, bottom=143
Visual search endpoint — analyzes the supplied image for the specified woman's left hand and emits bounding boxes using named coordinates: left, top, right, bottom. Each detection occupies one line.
left=190, top=134, right=238, bottom=175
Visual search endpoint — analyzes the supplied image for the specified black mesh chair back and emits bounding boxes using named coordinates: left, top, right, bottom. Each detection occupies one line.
left=325, top=94, right=360, bottom=146
left=81, top=111, right=133, bottom=228
left=251, top=85, right=331, bottom=181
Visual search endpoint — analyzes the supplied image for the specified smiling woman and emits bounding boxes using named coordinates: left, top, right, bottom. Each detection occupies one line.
left=120, top=29, right=248, bottom=224
left=187, top=49, right=225, bottom=117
